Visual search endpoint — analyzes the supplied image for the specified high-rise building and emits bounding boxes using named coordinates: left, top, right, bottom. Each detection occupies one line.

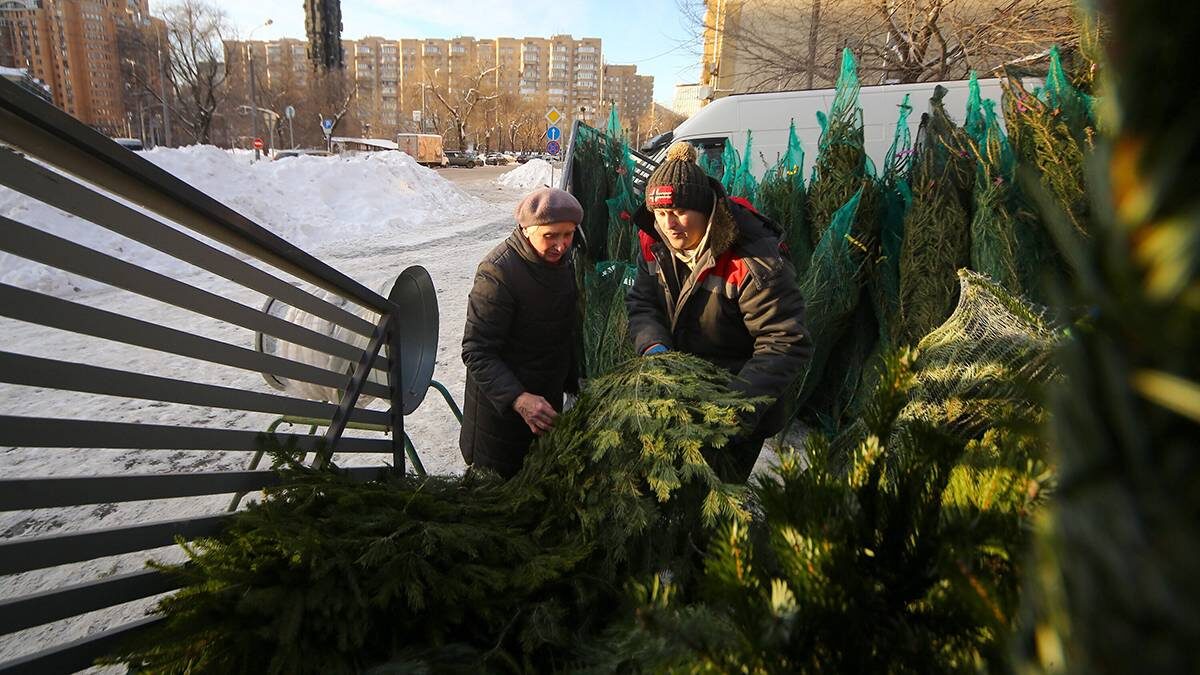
left=602, top=64, right=654, bottom=130
left=0, top=0, right=166, bottom=137
left=226, top=33, right=648, bottom=145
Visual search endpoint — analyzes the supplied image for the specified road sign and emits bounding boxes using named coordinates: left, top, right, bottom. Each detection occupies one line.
left=547, top=140, right=561, bottom=155
left=412, top=110, right=422, bottom=122
left=546, top=126, right=561, bottom=141
left=322, top=118, right=333, bottom=130
left=545, top=108, right=561, bottom=125
left=253, top=138, right=264, bottom=150
left=284, top=105, right=295, bottom=120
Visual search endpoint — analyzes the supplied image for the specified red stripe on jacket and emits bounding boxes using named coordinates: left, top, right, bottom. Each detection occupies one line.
left=639, top=230, right=656, bottom=262
left=639, top=231, right=749, bottom=288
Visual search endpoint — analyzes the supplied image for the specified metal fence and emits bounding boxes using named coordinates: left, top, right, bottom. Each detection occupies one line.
left=559, top=119, right=659, bottom=197
left=0, top=77, right=436, bottom=672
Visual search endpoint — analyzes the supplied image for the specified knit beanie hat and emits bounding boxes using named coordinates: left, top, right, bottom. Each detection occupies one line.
left=643, top=142, right=715, bottom=214
left=514, top=187, right=584, bottom=228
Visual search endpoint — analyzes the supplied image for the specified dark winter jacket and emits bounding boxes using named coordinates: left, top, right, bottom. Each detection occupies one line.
left=460, top=228, right=578, bottom=478
left=626, top=188, right=812, bottom=438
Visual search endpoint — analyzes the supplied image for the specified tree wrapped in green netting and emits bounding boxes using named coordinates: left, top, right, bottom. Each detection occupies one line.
left=896, top=85, right=976, bottom=346
left=580, top=339, right=1054, bottom=673
left=104, top=354, right=763, bottom=674
left=790, top=187, right=867, bottom=421
left=580, top=261, right=637, bottom=378
left=756, top=120, right=810, bottom=275
left=568, top=124, right=622, bottom=264
left=568, top=109, right=642, bottom=378
left=718, top=138, right=739, bottom=191
left=898, top=269, right=1061, bottom=441
left=795, top=48, right=882, bottom=430
left=965, top=79, right=1027, bottom=294
left=871, top=93, right=915, bottom=348
left=1001, top=46, right=1095, bottom=240
left=808, top=48, right=877, bottom=249
left=726, top=131, right=759, bottom=203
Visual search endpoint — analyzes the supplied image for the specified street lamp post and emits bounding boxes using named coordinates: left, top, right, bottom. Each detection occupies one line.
left=247, top=18, right=273, bottom=160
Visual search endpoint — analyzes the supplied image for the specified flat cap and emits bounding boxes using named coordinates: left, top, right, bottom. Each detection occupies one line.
left=514, top=187, right=584, bottom=229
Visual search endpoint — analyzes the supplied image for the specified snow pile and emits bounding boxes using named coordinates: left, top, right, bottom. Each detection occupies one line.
left=0, top=146, right=494, bottom=296
left=495, top=159, right=555, bottom=190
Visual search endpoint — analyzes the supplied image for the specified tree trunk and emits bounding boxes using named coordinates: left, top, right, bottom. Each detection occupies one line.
left=806, top=0, right=822, bottom=89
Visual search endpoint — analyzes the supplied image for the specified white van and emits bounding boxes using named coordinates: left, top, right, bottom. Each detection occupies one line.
left=649, top=78, right=1009, bottom=179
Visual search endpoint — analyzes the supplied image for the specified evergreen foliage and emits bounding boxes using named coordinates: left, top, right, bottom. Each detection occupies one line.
left=104, top=354, right=763, bottom=673
left=1014, top=2, right=1200, bottom=669
left=584, top=348, right=1052, bottom=673
left=757, top=121, right=811, bottom=277
left=896, top=86, right=975, bottom=346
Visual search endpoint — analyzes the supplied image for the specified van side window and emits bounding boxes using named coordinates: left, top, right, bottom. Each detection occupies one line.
left=690, top=138, right=727, bottom=182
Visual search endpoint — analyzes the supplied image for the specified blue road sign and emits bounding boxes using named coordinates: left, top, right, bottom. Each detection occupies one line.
left=547, top=140, right=561, bottom=155
left=546, top=125, right=561, bottom=141
left=321, top=118, right=334, bottom=131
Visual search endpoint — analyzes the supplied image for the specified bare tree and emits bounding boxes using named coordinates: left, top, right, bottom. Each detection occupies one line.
left=159, top=0, right=231, bottom=143
left=425, top=65, right=500, bottom=150
left=684, top=0, right=1081, bottom=93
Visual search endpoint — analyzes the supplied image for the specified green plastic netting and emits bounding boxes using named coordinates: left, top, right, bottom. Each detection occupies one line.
left=808, top=49, right=872, bottom=248
left=580, top=261, right=637, bottom=378
left=899, top=269, right=1061, bottom=439
left=568, top=114, right=642, bottom=379
left=719, top=140, right=739, bottom=194
left=727, top=131, right=759, bottom=202
left=757, top=121, right=810, bottom=276
left=792, top=186, right=867, bottom=416
left=896, top=85, right=975, bottom=346
left=968, top=95, right=1026, bottom=294
left=872, top=93, right=914, bottom=347
left=1039, top=46, right=1096, bottom=145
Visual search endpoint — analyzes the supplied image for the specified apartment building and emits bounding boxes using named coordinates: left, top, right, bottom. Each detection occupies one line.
left=0, top=0, right=164, bottom=136
left=602, top=64, right=653, bottom=129
left=229, top=33, right=649, bottom=143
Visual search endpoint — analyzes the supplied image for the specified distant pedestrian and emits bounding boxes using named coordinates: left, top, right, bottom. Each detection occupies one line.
left=459, top=187, right=583, bottom=478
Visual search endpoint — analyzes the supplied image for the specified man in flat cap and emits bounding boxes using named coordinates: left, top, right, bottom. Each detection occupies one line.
left=460, top=186, right=583, bottom=478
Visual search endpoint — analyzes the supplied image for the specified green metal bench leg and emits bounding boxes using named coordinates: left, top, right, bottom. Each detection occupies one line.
left=403, top=434, right=427, bottom=477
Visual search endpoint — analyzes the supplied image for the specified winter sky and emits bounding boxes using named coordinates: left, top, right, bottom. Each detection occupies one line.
left=160, top=0, right=704, bottom=106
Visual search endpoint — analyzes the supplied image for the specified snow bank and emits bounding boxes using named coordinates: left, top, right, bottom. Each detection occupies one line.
left=0, top=146, right=492, bottom=296
left=495, top=159, right=555, bottom=190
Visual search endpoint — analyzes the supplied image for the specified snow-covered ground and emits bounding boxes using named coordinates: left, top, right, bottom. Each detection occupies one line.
left=0, top=147, right=528, bottom=665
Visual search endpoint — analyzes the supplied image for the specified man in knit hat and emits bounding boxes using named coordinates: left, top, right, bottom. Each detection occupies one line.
left=626, top=142, right=812, bottom=482
left=460, top=186, right=583, bottom=478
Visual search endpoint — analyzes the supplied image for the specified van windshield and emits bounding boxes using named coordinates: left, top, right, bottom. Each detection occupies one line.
left=691, top=139, right=727, bottom=182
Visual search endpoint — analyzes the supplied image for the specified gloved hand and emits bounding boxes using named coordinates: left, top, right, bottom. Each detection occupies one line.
left=643, top=344, right=670, bottom=356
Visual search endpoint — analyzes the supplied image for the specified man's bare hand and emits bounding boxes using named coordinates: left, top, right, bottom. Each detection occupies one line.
left=513, top=392, right=558, bottom=435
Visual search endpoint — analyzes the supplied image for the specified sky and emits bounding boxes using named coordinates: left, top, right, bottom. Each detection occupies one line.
left=163, top=0, right=706, bottom=107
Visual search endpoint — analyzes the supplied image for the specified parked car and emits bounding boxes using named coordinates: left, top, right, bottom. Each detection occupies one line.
left=444, top=150, right=480, bottom=168
left=274, top=149, right=332, bottom=160
left=515, top=152, right=533, bottom=164
left=484, top=152, right=510, bottom=165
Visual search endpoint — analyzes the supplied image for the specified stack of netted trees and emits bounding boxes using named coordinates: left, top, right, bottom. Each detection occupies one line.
left=689, top=48, right=1094, bottom=433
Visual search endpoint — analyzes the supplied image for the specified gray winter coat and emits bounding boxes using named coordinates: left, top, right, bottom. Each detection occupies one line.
left=459, top=228, right=578, bottom=478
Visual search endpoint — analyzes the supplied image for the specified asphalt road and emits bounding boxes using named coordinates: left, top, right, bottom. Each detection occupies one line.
left=433, top=163, right=515, bottom=184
